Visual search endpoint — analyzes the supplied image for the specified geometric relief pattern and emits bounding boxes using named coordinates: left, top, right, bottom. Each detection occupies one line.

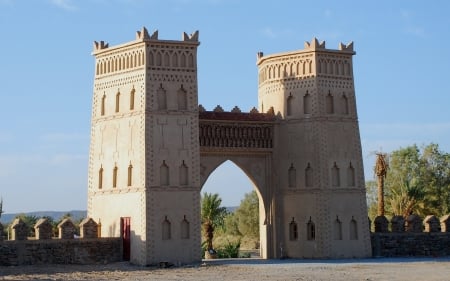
left=199, top=122, right=274, bottom=149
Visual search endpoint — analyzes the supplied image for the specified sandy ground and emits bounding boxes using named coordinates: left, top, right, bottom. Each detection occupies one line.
left=1, top=257, right=450, bottom=281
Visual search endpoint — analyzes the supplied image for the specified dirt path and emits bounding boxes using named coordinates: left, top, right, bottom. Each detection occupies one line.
left=1, top=257, right=450, bottom=281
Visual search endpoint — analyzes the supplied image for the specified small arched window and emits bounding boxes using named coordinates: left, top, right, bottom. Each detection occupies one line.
left=347, top=162, right=355, bottom=187
left=127, top=163, right=133, bottom=187
left=157, top=84, right=167, bottom=110
left=289, top=217, right=298, bottom=241
left=341, top=95, right=349, bottom=115
left=305, top=163, right=313, bottom=187
left=162, top=216, right=171, bottom=240
left=350, top=217, right=358, bottom=240
left=98, top=166, right=103, bottom=189
left=288, top=163, right=296, bottom=188
left=101, top=94, right=106, bottom=116
left=332, top=162, right=340, bottom=187
left=303, top=92, right=311, bottom=114
left=307, top=217, right=315, bottom=240
left=115, top=91, right=120, bottom=113
left=334, top=216, right=342, bottom=240
left=160, top=161, right=169, bottom=186
left=112, top=165, right=118, bottom=188
left=179, top=161, right=188, bottom=186
left=287, top=94, right=293, bottom=116
left=181, top=216, right=190, bottom=239
left=177, top=86, right=187, bottom=110
left=326, top=91, right=334, bottom=114
left=130, top=87, right=135, bottom=110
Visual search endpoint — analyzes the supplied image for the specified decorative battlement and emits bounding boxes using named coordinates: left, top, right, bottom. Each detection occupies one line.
left=93, top=26, right=200, bottom=53
left=304, top=37, right=326, bottom=50
left=93, top=27, right=200, bottom=76
left=303, top=37, right=354, bottom=53
left=198, top=104, right=276, bottom=122
left=198, top=105, right=275, bottom=150
left=93, top=40, right=109, bottom=51
left=257, top=37, right=355, bottom=85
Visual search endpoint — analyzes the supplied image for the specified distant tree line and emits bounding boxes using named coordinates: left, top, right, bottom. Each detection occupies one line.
left=367, top=143, right=450, bottom=220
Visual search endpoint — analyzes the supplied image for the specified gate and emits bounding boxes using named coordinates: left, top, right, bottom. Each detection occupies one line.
left=121, top=217, right=131, bottom=261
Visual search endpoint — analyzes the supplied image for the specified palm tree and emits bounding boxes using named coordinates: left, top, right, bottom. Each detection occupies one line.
left=0, top=197, right=3, bottom=219
left=201, top=192, right=227, bottom=252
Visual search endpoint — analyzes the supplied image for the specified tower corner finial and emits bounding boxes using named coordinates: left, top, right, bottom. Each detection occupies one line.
left=93, top=40, right=109, bottom=51
left=136, top=26, right=151, bottom=40
left=150, top=29, right=158, bottom=39
left=183, top=30, right=199, bottom=42
left=305, top=37, right=325, bottom=50
left=339, top=41, right=354, bottom=52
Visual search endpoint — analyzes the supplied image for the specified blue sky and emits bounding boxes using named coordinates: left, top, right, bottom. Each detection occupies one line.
left=1, top=0, right=449, bottom=213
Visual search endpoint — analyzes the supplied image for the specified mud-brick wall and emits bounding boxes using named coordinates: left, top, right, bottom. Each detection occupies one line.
left=0, top=238, right=122, bottom=266
left=371, top=233, right=450, bottom=257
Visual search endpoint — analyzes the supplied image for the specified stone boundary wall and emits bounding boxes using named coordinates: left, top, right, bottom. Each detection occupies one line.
left=371, top=233, right=450, bottom=257
left=0, top=238, right=121, bottom=266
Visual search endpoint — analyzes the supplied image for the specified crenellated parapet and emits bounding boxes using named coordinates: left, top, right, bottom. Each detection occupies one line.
left=370, top=214, right=450, bottom=233
left=93, top=27, right=200, bottom=77
left=257, top=37, right=355, bottom=86
left=198, top=105, right=276, bottom=150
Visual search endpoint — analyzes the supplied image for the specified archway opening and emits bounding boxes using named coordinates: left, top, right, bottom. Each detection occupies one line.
left=201, top=160, right=262, bottom=258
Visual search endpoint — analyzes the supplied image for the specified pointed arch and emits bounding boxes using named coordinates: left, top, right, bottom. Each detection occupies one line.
left=164, top=52, right=170, bottom=66
left=305, top=163, right=313, bottom=187
left=303, top=91, right=311, bottom=114
left=180, top=215, right=190, bottom=239
left=156, top=51, right=162, bottom=66
left=130, top=87, right=135, bottom=110
left=112, top=165, right=118, bottom=188
left=162, top=216, right=171, bottom=240
left=127, top=163, right=133, bottom=187
left=288, top=163, right=296, bottom=188
left=326, top=91, right=334, bottom=114
left=286, top=93, right=294, bottom=116
left=181, top=52, right=186, bottom=67
left=188, top=53, right=194, bottom=67
left=179, top=160, right=188, bottom=186
left=177, top=85, right=187, bottom=110
left=160, top=161, right=169, bottom=186
left=289, top=217, right=298, bottom=241
left=341, top=94, right=349, bottom=115
left=98, top=166, right=103, bottom=189
left=173, top=52, right=179, bottom=67
left=157, top=84, right=167, bottom=110
left=349, top=217, right=358, bottom=240
left=307, top=217, right=315, bottom=240
left=115, top=91, right=120, bottom=113
left=334, top=216, right=342, bottom=240
left=347, top=162, right=355, bottom=187
left=332, top=162, right=340, bottom=187
left=101, top=94, right=106, bottom=116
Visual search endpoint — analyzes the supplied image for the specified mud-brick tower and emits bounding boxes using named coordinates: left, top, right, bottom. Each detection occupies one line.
left=88, top=27, right=201, bottom=265
left=257, top=39, right=371, bottom=258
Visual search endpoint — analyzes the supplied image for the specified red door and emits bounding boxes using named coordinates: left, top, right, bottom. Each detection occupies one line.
left=121, top=217, right=131, bottom=261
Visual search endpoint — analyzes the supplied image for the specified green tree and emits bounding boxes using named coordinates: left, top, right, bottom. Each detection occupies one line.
left=201, top=192, right=228, bottom=251
left=223, top=212, right=240, bottom=236
left=234, top=191, right=259, bottom=239
left=421, top=144, right=450, bottom=215
left=383, top=143, right=450, bottom=217
left=0, top=197, right=3, bottom=219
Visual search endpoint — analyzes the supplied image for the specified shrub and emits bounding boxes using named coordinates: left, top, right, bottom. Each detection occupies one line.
left=216, top=240, right=240, bottom=258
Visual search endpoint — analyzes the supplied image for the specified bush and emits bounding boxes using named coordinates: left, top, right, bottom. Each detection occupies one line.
left=216, top=240, right=240, bottom=258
